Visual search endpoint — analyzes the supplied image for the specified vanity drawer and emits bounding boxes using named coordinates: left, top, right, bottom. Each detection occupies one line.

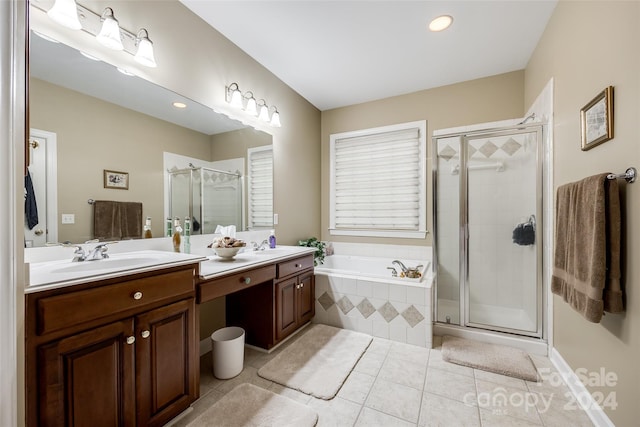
left=37, top=269, right=195, bottom=336
left=277, top=255, right=314, bottom=279
left=198, top=264, right=275, bottom=303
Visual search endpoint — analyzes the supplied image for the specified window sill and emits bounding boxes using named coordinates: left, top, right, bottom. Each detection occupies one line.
left=328, top=229, right=428, bottom=239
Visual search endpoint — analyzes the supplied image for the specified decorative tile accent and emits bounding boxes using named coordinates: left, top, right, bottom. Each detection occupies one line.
left=501, top=137, right=522, bottom=155
left=337, top=296, right=355, bottom=315
left=478, top=140, right=499, bottom=158
left=357, top=298, right=376, bottom=319
left=318, top=292, right=335, bottom=311
left=378, top=302, right=400, bottom=323
left=467, top=145, right=477, bottom=158
left=438, top=145, right=457, bottom=161
left=401, top=305, right=425, bottom=328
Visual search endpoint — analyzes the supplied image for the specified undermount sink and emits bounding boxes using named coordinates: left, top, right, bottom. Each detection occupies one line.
left=27, top=250, right=206, bottom=290
left=50, top=257, right=159, bottom=274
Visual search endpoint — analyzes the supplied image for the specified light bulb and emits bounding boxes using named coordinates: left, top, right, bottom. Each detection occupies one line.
left=135, top=29, right=157, bottom=68
left=96, top=8, right=124, bottom=50
left=47, top=0, right=81, bottom=30
left=245, top=96, right=258, bottom=116
left=258, top=104, right=270, bottom=122
left=270, top=109, right=281, bottom=127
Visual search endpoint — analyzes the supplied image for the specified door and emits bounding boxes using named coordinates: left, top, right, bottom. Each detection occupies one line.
left=25, top=129, right=57, bottom=247
left=463, top=126, right=542, bottom=336
left=297, top=271, right=315, bottom=324
left=275, top=277, right=298, bottom=341
left=136, top=298, right=198, bottom=427
left=37, top=319, right=136, bottom=427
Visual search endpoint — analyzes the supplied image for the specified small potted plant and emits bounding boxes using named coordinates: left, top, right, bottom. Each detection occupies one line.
left=297, top=237, right=326, bottom=266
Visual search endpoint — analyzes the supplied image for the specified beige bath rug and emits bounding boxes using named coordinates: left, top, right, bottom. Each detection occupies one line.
left=187, top=383, right=318, bottom=427
left=258, top=324, right=372, bottom=399
left=441, top=335, right=539, bottom=382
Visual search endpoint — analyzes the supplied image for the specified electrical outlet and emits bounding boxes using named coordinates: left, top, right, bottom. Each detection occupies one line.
left=62, top=214, right=75, bottom=224
left=273, top=213, right=279, bottom=225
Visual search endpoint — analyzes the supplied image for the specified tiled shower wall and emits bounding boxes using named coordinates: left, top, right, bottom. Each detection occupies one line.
left=312, top=243, right=433, bottom=348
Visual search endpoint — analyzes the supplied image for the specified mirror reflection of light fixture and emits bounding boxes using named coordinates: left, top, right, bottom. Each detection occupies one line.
left=96, top=7, right=124, bottom=50
left=47, top=0, right=82, bottom=30
left=134, top=28, right=157, bottom=68
left=226, top=83, right=243, bottom=108
left=257, top=99, right=270, bottom=122
left=244, top=91, right=258, bottom=116
left=270, top=106, right=281, bottom=127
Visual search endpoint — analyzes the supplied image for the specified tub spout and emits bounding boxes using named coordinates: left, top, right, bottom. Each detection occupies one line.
left=392, top=260, right=408, bottom=274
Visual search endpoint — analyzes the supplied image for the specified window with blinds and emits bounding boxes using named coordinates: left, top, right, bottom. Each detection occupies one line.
left=329, top=120, right=427, bottom=238
left=247, top=145, right=274, bottom=229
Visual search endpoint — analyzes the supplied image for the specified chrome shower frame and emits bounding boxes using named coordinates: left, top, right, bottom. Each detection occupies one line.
left=432, top=123, right=545, bottom=339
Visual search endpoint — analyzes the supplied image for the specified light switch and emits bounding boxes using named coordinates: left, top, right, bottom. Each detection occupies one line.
left=273, top=213, right=279, bottom=225
left=62, top=214, right=75, bottom=224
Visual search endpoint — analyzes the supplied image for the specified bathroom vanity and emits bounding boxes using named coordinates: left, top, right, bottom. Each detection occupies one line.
left=24, top=246, right=315, bottom=426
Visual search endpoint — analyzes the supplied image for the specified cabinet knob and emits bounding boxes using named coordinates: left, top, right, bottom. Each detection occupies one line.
left=141, top=330, right=150, bottom=339
left=300, top=283, right=304, bottom=288
left=242, top=277, right=251, bottom=285
left=295, top=264, right=301, bottom=268
left=126, top=336, right=135, bottom=345
left=296, top=284, right=300, bottom=289
left=133, top=291, right=143, bottom=300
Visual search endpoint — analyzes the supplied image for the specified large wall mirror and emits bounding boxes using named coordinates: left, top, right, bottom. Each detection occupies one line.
left=27, top=29, right=273, bottom=247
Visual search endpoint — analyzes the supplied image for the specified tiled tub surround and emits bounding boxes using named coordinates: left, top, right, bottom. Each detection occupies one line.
left=313, top=243, right=433, bottom=348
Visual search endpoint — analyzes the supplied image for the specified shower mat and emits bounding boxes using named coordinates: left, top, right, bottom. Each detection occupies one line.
left=441, top=335, right=538, bottom=382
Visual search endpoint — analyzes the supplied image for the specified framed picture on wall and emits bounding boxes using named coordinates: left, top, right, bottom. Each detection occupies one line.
left=104, top=170, right=129, bottom=190
left=580, top=86, right=614, bottom=151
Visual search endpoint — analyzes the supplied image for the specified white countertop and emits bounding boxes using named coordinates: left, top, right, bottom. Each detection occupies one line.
left=26, top=250, right=206, bottom=294
left=25, top=245, right=317, bottom=294
left=199, top=246, right=317, bottom=279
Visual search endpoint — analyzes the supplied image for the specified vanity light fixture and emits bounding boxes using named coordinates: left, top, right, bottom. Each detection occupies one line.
left=226, top=83, right=243, bottom=108
left=244, top=91, right=258, bottom=116
left=257, top=99, right=270, bottom=122
left=429, top=15, right=453, bottom=32
left=134, top=28, right=157, bottom=68
left=47, top=0, right=82, bottom=30
left=96, top=7, right=124, bottom=51
left=270, top=106, right=282, bottom=127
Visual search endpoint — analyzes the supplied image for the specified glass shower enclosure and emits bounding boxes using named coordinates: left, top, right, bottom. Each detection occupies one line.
left=168, top=166, right=243, bottom=235
left=433, top=124, right=543, bottom=337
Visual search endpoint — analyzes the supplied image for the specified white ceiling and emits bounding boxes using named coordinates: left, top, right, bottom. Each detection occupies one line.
left=181, top=0, right=558, bottom=111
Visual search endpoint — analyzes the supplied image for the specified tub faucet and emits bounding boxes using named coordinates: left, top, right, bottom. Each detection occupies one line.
left=392, top=260, right=409, bottom=274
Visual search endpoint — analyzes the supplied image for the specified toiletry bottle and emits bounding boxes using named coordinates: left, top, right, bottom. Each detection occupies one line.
left=269, top=229, right=276, bottom=248
left=183, top=216, right=191, bottom=254
left=172, top=217, right=182, bottom=252
left=166, top=217, right=173, bottom=237
left=143, top=216, right=153, bottom=239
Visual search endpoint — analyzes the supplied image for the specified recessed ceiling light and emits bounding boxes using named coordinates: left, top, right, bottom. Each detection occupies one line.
left=429, top=15, right=453, bottom=32
left=172, top=102, right=187, bottom=109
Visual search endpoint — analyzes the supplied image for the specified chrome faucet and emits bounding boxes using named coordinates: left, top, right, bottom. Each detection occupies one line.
left=84, top=242, right=117, bottom=261
left=251, top=239, right=269, bottom=251
left=392, top=260, right=409, bottom=274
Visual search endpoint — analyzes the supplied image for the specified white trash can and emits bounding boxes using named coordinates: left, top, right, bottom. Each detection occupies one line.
left=211, top=326, right=245, bottom=379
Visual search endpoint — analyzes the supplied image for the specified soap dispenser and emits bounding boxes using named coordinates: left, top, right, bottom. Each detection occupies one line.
left=269, top=229, right=276, bottom=249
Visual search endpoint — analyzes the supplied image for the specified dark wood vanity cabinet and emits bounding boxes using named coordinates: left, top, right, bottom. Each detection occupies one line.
left=275, top=270, right=315, bottom=342
left=223, top=254, right=315, bottom=350
left=25, top=265, right=200, bottom=427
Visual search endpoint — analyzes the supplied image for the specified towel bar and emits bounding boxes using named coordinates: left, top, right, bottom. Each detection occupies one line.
left=607, top=167, right=636, bottom=183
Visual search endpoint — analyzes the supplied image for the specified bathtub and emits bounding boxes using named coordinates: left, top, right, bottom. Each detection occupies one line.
left=313, top=254, right=433, bottom=348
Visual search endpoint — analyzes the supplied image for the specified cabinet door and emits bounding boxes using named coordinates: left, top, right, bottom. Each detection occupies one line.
left=38, top=319, right=136, bottom=427
left=297, top=271, right=315, bottom=324
left=136, top=298, right=198, bottom=427
left=275, top=277, right=298, bottom=341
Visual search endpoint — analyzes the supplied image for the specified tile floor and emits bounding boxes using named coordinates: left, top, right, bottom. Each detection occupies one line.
left=170, top=335, right=594, bottom=427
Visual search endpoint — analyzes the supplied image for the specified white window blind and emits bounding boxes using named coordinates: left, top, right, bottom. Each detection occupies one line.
left=247, top=146, right=273, bottom=229
left=329, top=121, right=427, bottom=238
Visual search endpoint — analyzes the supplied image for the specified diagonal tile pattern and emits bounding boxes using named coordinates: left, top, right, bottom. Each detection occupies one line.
left=401, top=305, right=425, bottom=328
left=318, top=292, right=335, bottom=311
left=378, top=302, right=400, bottom=323
left=337, top=296, right=355, bottom=314
left=357, top=298, right=377, bottom=319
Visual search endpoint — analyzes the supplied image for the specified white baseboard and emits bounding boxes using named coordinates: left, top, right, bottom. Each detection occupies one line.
left=549, top=347, right=615, bottom=427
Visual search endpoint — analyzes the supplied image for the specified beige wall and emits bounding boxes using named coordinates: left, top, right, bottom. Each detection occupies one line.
left=30, top=78, right=212, bottom=242
left=210, top=127, right=272, bottom=161
left=525, top=1, right=640, bottom=425
left=320, top=71, right=525, bottom=245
